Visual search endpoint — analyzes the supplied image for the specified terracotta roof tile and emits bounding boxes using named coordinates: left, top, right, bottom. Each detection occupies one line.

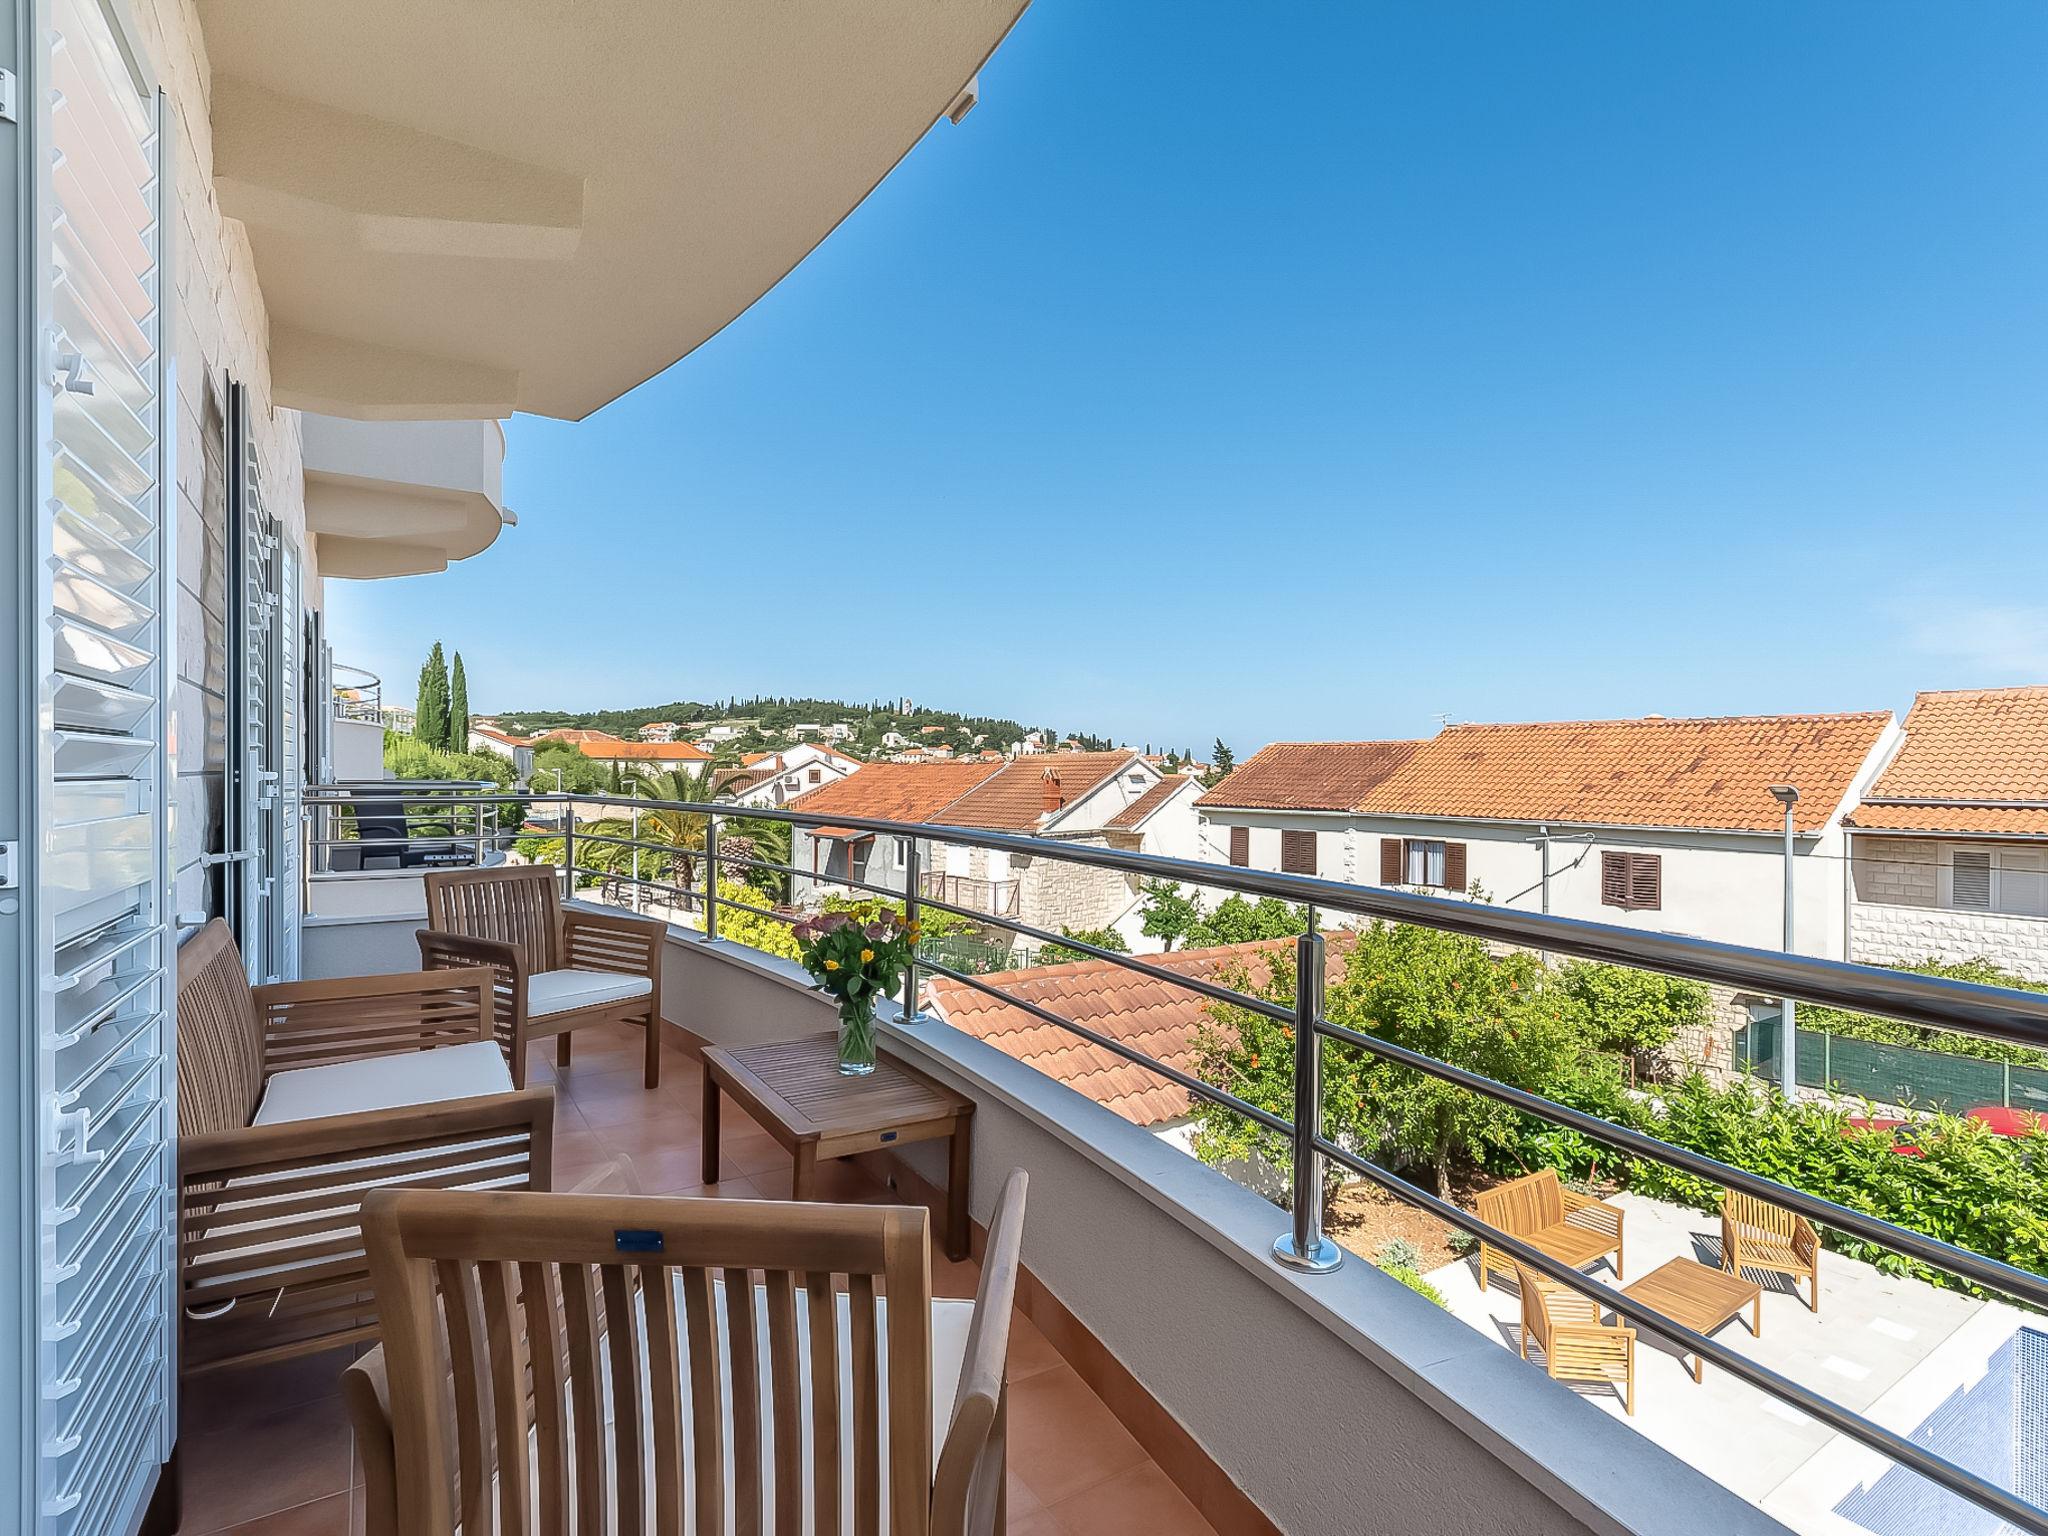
left=1197, top=741, right=1424, bottom=812
left=788, top=761, right=1002, bottom=831
left=1357, top=713, right=1891, bottom=834
left=924, top=937, right=1345, bottom=1127
left=576, top=739, right=713, bottom=762
left=1104, top=774, right=1192, bottom=830
left=933, top=752, right=1139, bottom=832
left=1848, top=688, right=2048, bottom=836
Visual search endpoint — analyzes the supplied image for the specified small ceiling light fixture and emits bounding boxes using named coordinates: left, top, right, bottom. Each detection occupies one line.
left=944, top=75, right=980, bottom=124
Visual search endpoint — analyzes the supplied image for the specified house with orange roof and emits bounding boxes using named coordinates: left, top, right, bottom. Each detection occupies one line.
left=787, top=752, right=1203, bottom=943
left=717, top=743, right=863, bottom=809
left=1201, top=712, right=1901, bottom=961
left=464, top=722, right=536, bottom=777
left=570, top=736, right=714, bottom=777
left=1846, top=686, right=2048, bottom=980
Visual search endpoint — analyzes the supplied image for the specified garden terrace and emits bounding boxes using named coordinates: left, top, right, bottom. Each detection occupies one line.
left=286, top=782, right=2048, bottom=1536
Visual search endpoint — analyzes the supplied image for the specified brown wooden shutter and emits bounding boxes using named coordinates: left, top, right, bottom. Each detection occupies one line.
left=1281, top=829, right=1316, bottom=874
left=1630, top=852, right=1662, bottom=911
left=1229, top=826, right=1250, bottom=867
left=1601, top=850, right=1628, bottom=908
left=1381, top=838, right=1403, bottom=884
left=1444, top=842, right=1467, bottom=892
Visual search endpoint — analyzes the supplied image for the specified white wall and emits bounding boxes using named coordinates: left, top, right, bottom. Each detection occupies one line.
left=1200, top=808, right=1851, bottom=958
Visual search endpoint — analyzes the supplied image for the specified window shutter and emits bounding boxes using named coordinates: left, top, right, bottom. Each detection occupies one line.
left=1381, top=838, right=1404, bottom=884
left=33, top=6, right=175, bottom=1529
left=1444, top=842, right=1468, bottom=893
left=1601, top=851, right=1629, bottom=908
left=1629, top=853, right=1662, bottom=911
left=1952, top=850, right=1992, bottom=910
left=1281, top=829, right=1316, bottom=874
left=1229, top=826, right=1250, bottom=867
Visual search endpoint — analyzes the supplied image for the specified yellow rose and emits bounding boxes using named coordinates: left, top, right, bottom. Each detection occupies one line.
left=824, top=959, right=840, bottom=972
left=908, top=922, right=922, bottom=939
left=860, top=948, right=874, bottom=963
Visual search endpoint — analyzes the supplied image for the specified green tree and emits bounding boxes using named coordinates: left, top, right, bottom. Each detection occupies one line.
left=1794, top=958, right=2048, bottom=1068
left=632, top=762, right=738, bottom=895
left=1041, top=926, right=1130, bottom=965
left=529, top=743, right=611, bottom=795
left=1201, top=738, right=1235, bottom=788
left=719, top=815, right=795, bottom=900
left=448, top=651, right=470, bottom=750
left=1137, top=880, right=1203, bottom=950
left=1556, top=962, right=1708, bottom=1059
left=1184, top=894, right=1308, bottom=949
left=414, top=641, right=449, bottom=746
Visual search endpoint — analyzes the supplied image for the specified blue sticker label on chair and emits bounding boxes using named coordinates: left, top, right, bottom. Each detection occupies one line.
left=882, top=1131, right=898, bottom=1142
left=615, top=1229, right=664, bottom=1254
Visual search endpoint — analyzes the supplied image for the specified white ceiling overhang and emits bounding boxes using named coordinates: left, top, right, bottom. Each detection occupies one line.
left=197, top=0, right=1029, bottom=422
left=302, top=414, right=513, bottom=578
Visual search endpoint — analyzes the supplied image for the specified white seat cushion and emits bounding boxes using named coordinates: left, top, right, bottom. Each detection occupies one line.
left=252, top=1040, right=513, bottom=1126
left=527, top=968, right=653, bottom=1019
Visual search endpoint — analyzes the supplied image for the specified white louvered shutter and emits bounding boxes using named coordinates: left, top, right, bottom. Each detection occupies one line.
left=33, top=1, right=175, bottom=1532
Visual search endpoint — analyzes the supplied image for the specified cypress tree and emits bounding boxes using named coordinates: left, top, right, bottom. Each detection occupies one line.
left=448, top=652, right=471, bottom=751
left=416, top=641, right=449, bottom=748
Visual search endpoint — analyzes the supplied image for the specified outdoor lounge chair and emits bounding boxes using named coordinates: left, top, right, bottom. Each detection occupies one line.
left=174, top=920, right=554, bottom=1374
left=1475, top=1169, right=1625, bottom=1291
left=1514, top=1262, right=1635, bottom=1415
left=329, top=795, right=476, bottom=871
left=417, top=864, right=665, bottom=1090
left=1721, top=1189, right=1821, bottom=1311
left=351, top=1168, right=1029, bottom=1536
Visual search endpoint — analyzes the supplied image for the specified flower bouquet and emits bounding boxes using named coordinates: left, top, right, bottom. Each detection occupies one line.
left=792, top=908, right=919, bottom=1075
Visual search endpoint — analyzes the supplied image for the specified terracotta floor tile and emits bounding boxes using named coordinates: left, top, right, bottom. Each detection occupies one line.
left=1007, top=1511, right=1064, bottom=1536
left=1007, top=1309, right=1064, bottom=1381
left=1005, top=1365, right=1148, bottom=1507
left=179, top=1347, right=351, bottom=1438
left=197, top=1491, right=354, bottom=1535
left=1046, top=1461, right=1215, bottom=1536
left=179, top=1390, right=352, bottom=1532
left=1007, top=1468, right=1046, bottom=1517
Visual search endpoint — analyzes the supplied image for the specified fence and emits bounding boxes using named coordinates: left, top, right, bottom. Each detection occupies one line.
left=300, top=780, right=2048, bottom=1534
left=1738, top=1013, right=2048, bottom=1113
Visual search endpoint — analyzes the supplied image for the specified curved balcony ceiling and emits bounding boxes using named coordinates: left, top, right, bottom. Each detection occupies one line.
left=196, top=0, right=1027, bottom=422
left=303, top=414, right=515, bottom=578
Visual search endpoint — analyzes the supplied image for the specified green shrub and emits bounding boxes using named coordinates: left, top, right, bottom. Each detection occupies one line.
left=1378, top=1264, right=1447, bottom=1307
left=1041, top=926, right=1129, bottom=965
left=1373, top=1237, right=1421, bottom=1271
left=1556, top=962, right=1708, bottom=1057
left=1444, top=1228, right=1476, bottom=1257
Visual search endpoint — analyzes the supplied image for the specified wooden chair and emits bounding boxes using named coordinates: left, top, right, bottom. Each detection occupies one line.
left=1475, top=1169, right=1625, bottom=1291
left=418, top=865, right=665, bottom=1090
left=175, top=919, right=555, bottom=1374
left=1513, top=1262, right=1635, bottom=1415
left=357, top=1169, right=1030, bottom=1536
left=1721, top=1189, right=1820, bottom=1312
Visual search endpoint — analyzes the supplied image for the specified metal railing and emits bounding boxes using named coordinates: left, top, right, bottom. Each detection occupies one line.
left=304, top=779, right=503, bottom=876
left=919, top=871, right=1021, bottom=919
left=330, top=662, right=384, bottom=725
left=302, top=784, right=2048, bottom=1533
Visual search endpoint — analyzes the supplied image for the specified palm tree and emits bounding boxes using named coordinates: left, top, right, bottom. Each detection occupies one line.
left=719, top=815, right=795, bottom=900
left=631, top=761, right=736, bottom=905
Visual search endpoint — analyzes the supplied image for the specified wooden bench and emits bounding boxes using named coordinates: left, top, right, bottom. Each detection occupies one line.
left=176, top=920, right=555, bottom=1374
left=418, top=865, right=666, bottom=1090
left=1476, top=1169, right=1625, bottom=1291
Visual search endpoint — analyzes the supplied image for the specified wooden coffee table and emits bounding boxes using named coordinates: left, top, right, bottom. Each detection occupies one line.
left=1621, top=1257, right=1762, bottom=1382
left=701, top=1034, right=975, bottom=1261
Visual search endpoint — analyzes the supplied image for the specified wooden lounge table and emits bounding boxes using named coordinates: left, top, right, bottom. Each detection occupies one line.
left=1621, top=1257, right=1762, bottom=1382
left=701, top=1033, right=975, bottom=1261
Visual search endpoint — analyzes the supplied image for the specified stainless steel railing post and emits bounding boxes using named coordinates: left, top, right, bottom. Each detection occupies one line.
left=561, top=797, right=577, bottom=901
left=1272, top=921, right=1341, bottom=1272
left=703, top=813, right=720, bottom=942
left=901, top=841, right=923, bottom=1022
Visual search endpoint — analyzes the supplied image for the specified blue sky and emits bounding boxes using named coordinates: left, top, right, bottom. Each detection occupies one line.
left=328, top=1, right=2048, bottom=758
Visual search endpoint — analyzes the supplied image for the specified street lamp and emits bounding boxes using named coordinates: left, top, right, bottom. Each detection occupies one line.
left=1768, top=784, right=1800, bottom=1101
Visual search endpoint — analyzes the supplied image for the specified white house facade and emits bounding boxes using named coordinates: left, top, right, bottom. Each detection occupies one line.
left=1846, top=687, right=2048, bottom=982
left=724, top=744, right=864, bottom=808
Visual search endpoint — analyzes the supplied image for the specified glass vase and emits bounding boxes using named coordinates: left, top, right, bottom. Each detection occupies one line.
left=837, top=999, right=877, bottom=1076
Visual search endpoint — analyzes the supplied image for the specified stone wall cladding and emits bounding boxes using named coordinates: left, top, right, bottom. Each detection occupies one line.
left=1019, top=841, right=1138, bottom=936
left=1851, top=837, right=1939, bottom=908
left=1853, top=901, right=2048, bottom=983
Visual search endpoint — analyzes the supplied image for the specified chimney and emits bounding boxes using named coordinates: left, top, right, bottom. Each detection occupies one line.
left=1041, top=767, right=1064, bottom=815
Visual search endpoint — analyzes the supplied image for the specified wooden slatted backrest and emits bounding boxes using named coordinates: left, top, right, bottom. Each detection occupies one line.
left=1511, top=1262, right=1557, bottom=1351
left=1476, top=1169, right=1564, bottom=1238
left=931, top=1170, right=1027, bottom=1536
left=175, top=919, right=265, bottom=1136
left=1723, top=1189, right=1797, bottom=1243
left=424, top=866, right=564, bottom=972
left=364, top=1187, right=934, bottom=1536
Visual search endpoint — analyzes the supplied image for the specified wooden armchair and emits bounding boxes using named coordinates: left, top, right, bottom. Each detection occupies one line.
left=356, top=1168, right=1030, bottom=1536
left=1514, top=1262, right=1635, bottom=1415
left=1722, top=1190, right=1820, bottom=1311
left=1475, top=1169, right=1625, bottom=1291
left=175, top=920, right=555, bottom=1374
left=418, top=865, right=665, bottom=1089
